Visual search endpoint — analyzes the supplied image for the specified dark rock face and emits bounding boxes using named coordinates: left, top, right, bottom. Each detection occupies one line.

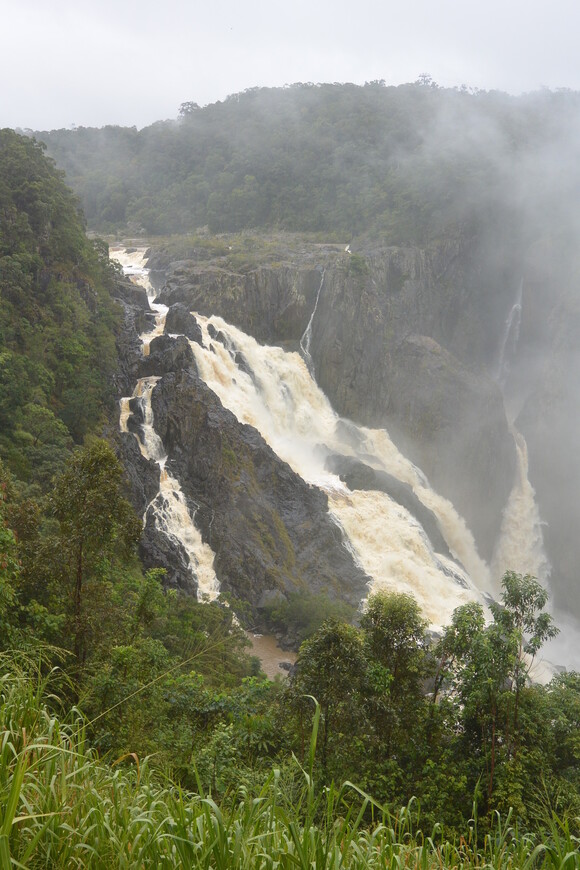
left=325, top=454, right=452, bottom=560
left=164, top=303, right=203, bottom=343
left=112, top=277, right=152, bottom=396
left=149, top=368, right=370, bottom=613
left=117, top=431, right=159, bottom=517
left=159, top=262, right=325, bottom=344
left=140, top=506, right=197, bottom=595
left=309, top=255, right=516, bottom=562
left=515, top=252, right=580, bottom=619
left=138, top=334, right=196, bottom=377
left=372, top=334, right=513, bottom=562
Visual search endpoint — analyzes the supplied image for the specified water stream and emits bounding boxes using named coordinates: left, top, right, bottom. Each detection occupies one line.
left=491, top=280, right=550, bottom=592
left=299, top=268, right=325, bottom=372
left=112, top=246, right=219, bottom=601
left=190, top=313, right=489, bottom=628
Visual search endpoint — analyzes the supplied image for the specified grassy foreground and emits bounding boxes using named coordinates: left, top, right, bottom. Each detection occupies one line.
left=1, top=664, right=579, bottom=869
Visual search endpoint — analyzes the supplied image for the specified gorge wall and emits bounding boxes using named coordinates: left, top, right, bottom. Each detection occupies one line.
left=115, top=230, right=580, bottom=640
left=148, top=237, right=517, bottom=564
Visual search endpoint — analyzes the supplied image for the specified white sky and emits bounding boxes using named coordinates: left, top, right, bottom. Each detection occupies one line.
left=1, top=0, right=579, bottom=130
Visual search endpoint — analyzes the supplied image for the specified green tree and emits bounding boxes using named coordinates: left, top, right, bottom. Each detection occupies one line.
left=47, top=439, right=141, bottom=667
left=287, top=619, right=367, bottom=775
left=361, top=592, right=431, bottom=760
left=0, top=466, right=19, bottom=646
left=434, top=572, right=559, bottom=811
left=490, top=570, right=559, bottom=752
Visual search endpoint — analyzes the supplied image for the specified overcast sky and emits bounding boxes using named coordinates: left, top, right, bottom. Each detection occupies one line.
left=2, top=0, right=579, bottom=131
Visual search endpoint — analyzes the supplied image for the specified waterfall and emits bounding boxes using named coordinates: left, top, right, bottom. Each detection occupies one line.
left=300, top=269, right=325, bottom=371
left=112, top=247, right=219, bottom=601
left=492, top=431, right=549, bottom=584
left=110, top=246, right=574, bottom=673
left=492, top=279, right=550, bottom=591
left=190, top=313, right=491, bottom=629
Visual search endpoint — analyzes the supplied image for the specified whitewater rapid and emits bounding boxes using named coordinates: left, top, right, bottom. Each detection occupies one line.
left=189, top=312, right=493, bottom=628
left=113, top=246, right=219, bottom=601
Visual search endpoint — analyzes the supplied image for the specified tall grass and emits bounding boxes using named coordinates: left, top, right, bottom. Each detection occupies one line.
left=0, top=663, right=578, bottom=868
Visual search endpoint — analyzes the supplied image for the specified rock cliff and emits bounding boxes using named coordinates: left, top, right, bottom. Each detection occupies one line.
left=515, top=243, right=580, bottom=618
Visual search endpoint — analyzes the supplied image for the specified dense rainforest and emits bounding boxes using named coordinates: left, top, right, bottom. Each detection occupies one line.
left=1, top=82, right=580, bottom=864
left=35, top=81, right=580, bottom=247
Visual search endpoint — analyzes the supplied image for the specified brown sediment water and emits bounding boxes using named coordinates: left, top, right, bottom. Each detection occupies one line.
left=247, top=633, right=296, bottom=680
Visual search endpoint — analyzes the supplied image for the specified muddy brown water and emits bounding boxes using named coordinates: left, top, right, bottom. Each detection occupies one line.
left=247, top=633, right=296, bottom=680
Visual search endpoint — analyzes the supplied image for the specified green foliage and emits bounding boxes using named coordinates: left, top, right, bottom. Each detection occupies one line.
left=0, top=129, right=122, bottom=487
left=346, top=252, right=369, bottom=281
left=37, top=83, right=580, bottom=248
left=1, top=663, right=579, bottom=868
left=0, top=467, right=19, bottom=644
left=263, top=589, right=355, bottom=643
left=38, top=439, right=141, bottom=666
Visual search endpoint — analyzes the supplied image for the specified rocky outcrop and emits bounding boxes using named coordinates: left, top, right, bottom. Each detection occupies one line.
left=159, top=260, right=327, bottom=345
left=148, top=366, right=370, bottom=613
left=138, top=334, right=196, bottom=377
left=164, top=304, right=203, bottom=343
left=117, top=430, right=159, bottom=518
left=112, top=276, right=152, bottom=396
left=114, top=277, right=371, bottom=625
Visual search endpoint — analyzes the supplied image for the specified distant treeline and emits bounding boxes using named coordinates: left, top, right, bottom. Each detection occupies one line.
left=34, top=82, right=580, bottom=243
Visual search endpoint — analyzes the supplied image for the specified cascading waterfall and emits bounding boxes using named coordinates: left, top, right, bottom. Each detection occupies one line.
left=109, top=246, right=571, bottom=673
left=299, top=269, right=325, bottom=371
left=112, top=247, right=219, bottom=601
left=492, top=279, right=550, bottom=591
left=191, top=314, right=491, bottom=628
left=491, top=432, right=549, bottom=583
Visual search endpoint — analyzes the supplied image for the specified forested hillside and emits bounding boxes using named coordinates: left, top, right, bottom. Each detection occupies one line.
left=0, top=129, right=256, bottom=733
left=0, top=129, right=120, bottom=486
left=37, top=81, right=580, bottom=244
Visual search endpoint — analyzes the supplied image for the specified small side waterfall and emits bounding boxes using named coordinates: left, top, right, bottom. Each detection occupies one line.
left=491, top=432, right=550, bottom=583
left=112, top=247, right=219, bottom=601
left=492, top=279, right=550, bottom=590
left=496, top=278, right=523, bottom=388
left=300, top=269, right=325, bottom=371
